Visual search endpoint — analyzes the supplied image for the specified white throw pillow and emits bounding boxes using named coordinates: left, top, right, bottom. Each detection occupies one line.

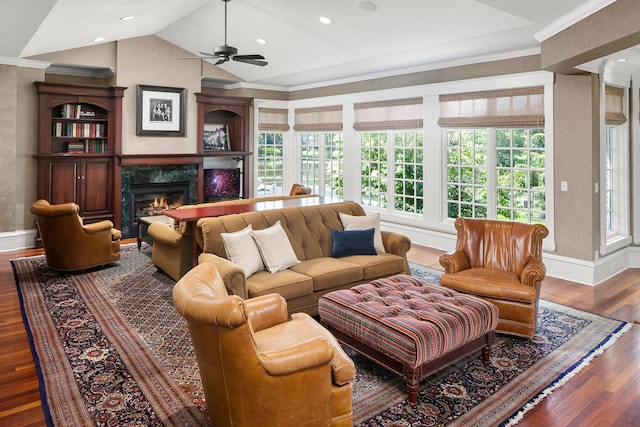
left=221, top=225, right=264, bottom=277
left=339, top=212, right=385, bottom=253
left=251, top=221, right=300, bottom=273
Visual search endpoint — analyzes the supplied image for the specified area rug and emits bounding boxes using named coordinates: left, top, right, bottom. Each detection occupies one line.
left=11, top=248, right=632, bottom=426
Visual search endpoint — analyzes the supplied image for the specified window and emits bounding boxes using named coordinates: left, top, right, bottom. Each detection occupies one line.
left=360, top=130, right=424, bottom=213
left=355, top=98, right=424, bottom=214
left=295, top=106, right=343, bottom=197
left=256, top=132, right=284, bottom=195
left=256, top=108, right=289, bottom=195
left=440, top=87, right=546, bottom=224
left=600, top=83, right=630, bottom=254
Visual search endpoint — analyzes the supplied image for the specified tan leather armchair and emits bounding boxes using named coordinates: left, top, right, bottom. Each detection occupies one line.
left=439, top=217, right=548, bottom=338
left=30, top=199, right=121, bottom=271
left=173, top=262, right=355, bottom=427
left=289, top=183, right=312, bottom=196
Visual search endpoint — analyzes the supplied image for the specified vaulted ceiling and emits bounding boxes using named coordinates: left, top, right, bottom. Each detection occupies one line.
left=1, top=0, right=631, bottom=88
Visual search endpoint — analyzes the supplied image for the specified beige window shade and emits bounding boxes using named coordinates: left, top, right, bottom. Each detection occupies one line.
left=258, top=108, right=290, bottom=131
left=605, top=85, right=627, bottom=126
left=438, top=87, right=544, bottom=128
left=353, top=98, right=423, bottom=130
left=293, top=105, right=343, bottom=131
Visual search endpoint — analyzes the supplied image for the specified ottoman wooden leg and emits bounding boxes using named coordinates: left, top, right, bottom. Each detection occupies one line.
left=481, top=331, right=495, bottom=364
left=403, top=366, right=421, bottom=406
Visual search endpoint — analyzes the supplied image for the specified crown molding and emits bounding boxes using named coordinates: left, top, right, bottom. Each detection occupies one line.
left=534, top=0, right=616, bottom=42
left=0, top=56, right=50, bottom=69
left=46, top=63, right=115, bottom=78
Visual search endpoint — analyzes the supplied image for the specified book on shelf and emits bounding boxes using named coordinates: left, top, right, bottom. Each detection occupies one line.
left=59, top=104, right=96, bottom=119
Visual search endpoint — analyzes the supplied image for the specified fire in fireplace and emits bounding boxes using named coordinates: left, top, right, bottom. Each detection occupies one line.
left=129, top=182, right=190, bottom=237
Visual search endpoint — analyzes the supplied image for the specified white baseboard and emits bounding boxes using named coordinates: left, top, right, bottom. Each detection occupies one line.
left=0, top=229, right=38, bottom=253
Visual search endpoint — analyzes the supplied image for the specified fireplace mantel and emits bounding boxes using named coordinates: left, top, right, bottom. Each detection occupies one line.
left=117, top=154, right=203, bottom=166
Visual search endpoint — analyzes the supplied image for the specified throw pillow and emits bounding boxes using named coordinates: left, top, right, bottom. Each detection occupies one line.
left=251, top=221, right=300, bottom=273
left=221, top=225, right=264, bottom=277
left=330, top=228, right=377, bottom=257
left=339, top=212, right=385, bottom=253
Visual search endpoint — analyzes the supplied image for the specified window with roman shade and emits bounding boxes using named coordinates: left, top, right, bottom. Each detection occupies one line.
left=438, top=87, right=544, bottom=128
left=293, top=105, right=343, bottom=131
left=353, top=98, right=423, bottom=130
left=604, top=85, right=627, bottom=125
left=258, top=108, right=290, bottom=131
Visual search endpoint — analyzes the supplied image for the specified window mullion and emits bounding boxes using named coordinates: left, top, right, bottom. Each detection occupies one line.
left=486, top=128, right=498, bottom=219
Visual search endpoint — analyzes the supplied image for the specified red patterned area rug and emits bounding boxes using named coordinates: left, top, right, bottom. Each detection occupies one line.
left=11, top=247, right=632, bottom=426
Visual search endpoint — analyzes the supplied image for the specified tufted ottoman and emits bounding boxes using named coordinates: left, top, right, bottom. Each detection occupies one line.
left=318, top=274, right=498, bottom=405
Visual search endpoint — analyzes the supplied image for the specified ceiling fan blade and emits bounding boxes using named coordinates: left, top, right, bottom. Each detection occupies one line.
left=198, top=51, right=217, bottom=58
left=233, top=56, right=268, bottom=66
left=233, top=54, right=265, bottom=60
left=214, top=57, right=228, bottom=65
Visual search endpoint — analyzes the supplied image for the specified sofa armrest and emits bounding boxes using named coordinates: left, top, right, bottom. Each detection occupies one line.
left=198, top=253, right=248, bottom=299
left=244, top=294, right=289, bottom=332
left=258, top=337, right=333, bottom=376
left=520, top=258, right=546, bottom=286
left=148, top=222, right=184, bottom=248
left=381, top=231, right=411, bottom=256
left=439, top=250, right=470, bottom=273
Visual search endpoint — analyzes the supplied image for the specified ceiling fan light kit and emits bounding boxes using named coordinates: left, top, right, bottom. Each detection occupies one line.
left=180, top=0, right=267, bottom=67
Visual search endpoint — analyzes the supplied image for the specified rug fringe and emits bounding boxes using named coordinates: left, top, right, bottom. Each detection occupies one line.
left=502, top=322, right=633, bottom=426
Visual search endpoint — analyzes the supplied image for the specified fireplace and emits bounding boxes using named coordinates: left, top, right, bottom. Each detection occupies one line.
left=120, top=164, right=198, bottom=238
left=128, top=182, right=190, bottom=238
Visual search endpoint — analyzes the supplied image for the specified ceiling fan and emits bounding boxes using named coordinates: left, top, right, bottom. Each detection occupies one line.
left=180, top=0, right=267, bottom=67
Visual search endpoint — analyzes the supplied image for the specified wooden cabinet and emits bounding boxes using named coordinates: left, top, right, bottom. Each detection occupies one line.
left=35, top=82, right=125, bottom=224
left=196, top=94, right=252, bottom=199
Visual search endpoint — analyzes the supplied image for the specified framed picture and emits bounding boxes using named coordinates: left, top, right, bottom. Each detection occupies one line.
left=203, top=124, right=229, bottom=150
left=136, top=85, right=186, bottom=136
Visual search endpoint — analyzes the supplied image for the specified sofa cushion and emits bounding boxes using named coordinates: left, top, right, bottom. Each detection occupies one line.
left=439, top=268, right=536, bottom=303
left=339, top=253, right=407, bottom=280
left=251, top=221, right=300, bottom=273
left=330, top=228, right=377, bottom=257
left=290, top=258, right=363, bottom=291
left=221, top=225, right=265, bottom=277
left=339, top=212, right=385, bottom=253
left=247, top=269, right=314, bottom=300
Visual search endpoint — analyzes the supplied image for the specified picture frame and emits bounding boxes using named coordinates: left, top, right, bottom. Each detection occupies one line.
left=203, top=124, right=230, bottom=150
left=136, top=85, right=186, bottom=136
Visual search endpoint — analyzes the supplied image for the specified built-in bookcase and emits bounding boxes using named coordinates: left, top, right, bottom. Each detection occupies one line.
left=35, top=82, right=126, bottom=224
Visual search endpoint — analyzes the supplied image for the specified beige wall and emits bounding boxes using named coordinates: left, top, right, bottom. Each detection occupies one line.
left=552, top=74, right=600, bottom=260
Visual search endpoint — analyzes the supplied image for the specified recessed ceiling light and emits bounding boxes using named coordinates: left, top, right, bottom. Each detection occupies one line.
left=92, top=37, right=105, bottom=42
left=358, top=1, right=377, bottom=12
left=256, top=38, right=267, bottom=45
left=616, top=58, right=628, bottom=62
left=319, top=16, right=332, bottom=24
left=119, top=15, right=135, bottom=21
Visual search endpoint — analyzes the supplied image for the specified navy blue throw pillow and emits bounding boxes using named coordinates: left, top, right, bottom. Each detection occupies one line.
left=330, top=228, right=377, bottom=257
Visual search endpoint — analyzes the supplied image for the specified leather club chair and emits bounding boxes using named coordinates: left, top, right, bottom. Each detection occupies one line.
left=173, top=262, right=355, bottom=427
left=439, top=217, right=549, bottom=338
left=30, top=199, right=121, bottom=271
left=289, top=183, right=312, bottom=196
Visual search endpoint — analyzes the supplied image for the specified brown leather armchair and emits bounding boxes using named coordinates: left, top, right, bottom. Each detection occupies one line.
left=439, top=217, right=548, bottom=338
left=289, top=183, right=312, bottom=195
left=30, top=199, right=121, bottom=271
left=173, top=262, right=355, bottom=427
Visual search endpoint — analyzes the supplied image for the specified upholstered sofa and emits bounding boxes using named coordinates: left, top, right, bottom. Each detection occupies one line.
left=196, top=201, right=412, bottom=315
left=439, top=217, right=548, bottom=338
left=148, top=194, right=316, bottom=281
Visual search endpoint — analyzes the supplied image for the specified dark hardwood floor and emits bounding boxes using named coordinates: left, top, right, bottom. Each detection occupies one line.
left=0, top=242, right=638, bottom=426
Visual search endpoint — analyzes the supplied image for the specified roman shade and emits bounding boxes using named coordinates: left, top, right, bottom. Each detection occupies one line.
left=438, top=87, right=544, bottom=128
left=258, top=107, right=290, bottom=131
left=353, top=98, right=423, bottom=130
left=604, top=85, right=627, bottom=126
left=293, top=105, right=343, bottom=131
